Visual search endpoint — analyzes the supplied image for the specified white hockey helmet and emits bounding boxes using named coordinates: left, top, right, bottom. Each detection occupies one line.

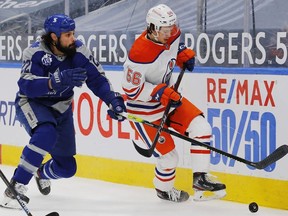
left=146, top=4, right=178, bottom=34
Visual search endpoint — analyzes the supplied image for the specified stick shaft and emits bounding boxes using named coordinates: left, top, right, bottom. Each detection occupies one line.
left=133, top=69, right=186, bottom=157
left=125, top=113, right=288, bottom=169
left=0, top=169, right=32, bottom=216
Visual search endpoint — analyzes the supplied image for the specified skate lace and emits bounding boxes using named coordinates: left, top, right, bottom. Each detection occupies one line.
left=168, top=188, right=181, bottom=202
left=14, top=183, right=28, bottom=195
left=39, top=179, right=51, bottom=189
left=204, top=173, right=220, bottom=184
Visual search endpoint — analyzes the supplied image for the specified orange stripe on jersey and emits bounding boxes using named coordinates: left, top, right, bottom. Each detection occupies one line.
left=122, top=83, right=145, bottom=100
left=195, top=135, right=212, bottom=139
left=129, top=30, right=181, bottom=63
left=132, top=83, right=145, bottom=100
left=155, top=175, right=175, bottom=182
left=122, top=86, right=138, bottom=93
left=164, top=168, right=174, bottom=171
left=190, top=149, right=211, bottom=154
left=127, top=106, right=166, bottom=115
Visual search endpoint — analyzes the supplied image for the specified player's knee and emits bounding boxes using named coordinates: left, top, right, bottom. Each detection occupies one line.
left=30, top=123, right=57, bottom=152
left=187, top=115, right=211, bottom=138
left=157, top=149, right=179, bottom=169
left=53, top=156, right=77, bottom=178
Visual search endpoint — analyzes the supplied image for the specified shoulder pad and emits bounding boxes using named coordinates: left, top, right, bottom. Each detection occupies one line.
left=30, top=41, right=40, bottom=48
left=129, top=31, right=180, bottom=64
left=75, top=39, right=83, bottom=48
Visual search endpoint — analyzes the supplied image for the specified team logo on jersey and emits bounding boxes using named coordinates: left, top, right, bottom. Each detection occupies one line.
left=168, top=59, right=176, bottom=70
left=158, top=136, right=166, bottom=144
left=162, top=58, right=176, bottom=83
left=42, top=54, right=52, bottom=66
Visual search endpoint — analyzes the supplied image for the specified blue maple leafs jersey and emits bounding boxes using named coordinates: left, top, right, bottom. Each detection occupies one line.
left=16, top=38, right=114, bottom=113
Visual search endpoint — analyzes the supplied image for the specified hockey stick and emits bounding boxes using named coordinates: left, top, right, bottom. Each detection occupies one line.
left=133, top=68, right=186, bottom=157
left=0, top=168, right=59, bottom=216
left=122, top=113, right=288, bottom=169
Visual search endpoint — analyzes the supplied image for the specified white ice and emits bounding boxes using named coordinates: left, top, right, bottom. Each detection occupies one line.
left=0, top=165, right=287, bottom=216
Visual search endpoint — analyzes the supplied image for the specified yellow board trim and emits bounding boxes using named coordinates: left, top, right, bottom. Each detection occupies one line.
left=1, top=144, right=287, bottom=210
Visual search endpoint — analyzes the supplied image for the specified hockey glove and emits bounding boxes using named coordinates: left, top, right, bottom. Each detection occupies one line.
left=151, top=83, right=182, bottom=107
left=106, top=92, right=126, bottom=122
left=176, top=42, right=196, bottom=72
left=50, top=68, right=87, bottom=91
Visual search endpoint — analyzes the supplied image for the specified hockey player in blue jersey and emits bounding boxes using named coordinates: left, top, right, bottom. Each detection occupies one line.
left=0, top=14, right=126, bottom=209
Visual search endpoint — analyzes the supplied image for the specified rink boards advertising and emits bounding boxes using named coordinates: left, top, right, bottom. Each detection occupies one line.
left=0, top=0, right=288, bottom=211
left=1, top=30, right=288, bottom=67
left=0, top=65, right=288, bottom=209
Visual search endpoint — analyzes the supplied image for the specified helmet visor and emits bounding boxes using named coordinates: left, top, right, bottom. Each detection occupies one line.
left=158, top=24, right=179, bottom=37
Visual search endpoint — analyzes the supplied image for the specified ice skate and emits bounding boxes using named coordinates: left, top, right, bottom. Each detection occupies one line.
left=35, top=167, right=51, bottom=195
left=0, top=179, right=29, bottom=209
left=193, top=172, right=226, bottom=201
left=156, top=187, right=189, bottom=202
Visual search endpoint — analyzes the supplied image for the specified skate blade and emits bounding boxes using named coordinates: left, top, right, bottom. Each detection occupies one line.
left=193, top=189, right=226, bottom=201
left=0, top=197, right=22, bottom=210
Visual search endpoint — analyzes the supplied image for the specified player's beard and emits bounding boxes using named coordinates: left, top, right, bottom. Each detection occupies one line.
left=56, top=41, right=76, bottom=57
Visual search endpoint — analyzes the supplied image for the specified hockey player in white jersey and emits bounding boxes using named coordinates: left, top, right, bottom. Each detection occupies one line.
left=122, top=4, right=226, bottom=202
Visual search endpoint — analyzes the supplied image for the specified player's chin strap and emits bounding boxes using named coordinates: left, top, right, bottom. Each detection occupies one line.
left=120, top=112, right=288, bottom=170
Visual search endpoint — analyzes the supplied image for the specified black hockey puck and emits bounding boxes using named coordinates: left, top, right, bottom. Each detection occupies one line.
left=249, top=202, right=258, bottom=213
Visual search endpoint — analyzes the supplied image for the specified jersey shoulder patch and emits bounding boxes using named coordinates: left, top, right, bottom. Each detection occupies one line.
left=75, top=39, right=84, bottom=48
left=30, top=41, right=40, bottom=48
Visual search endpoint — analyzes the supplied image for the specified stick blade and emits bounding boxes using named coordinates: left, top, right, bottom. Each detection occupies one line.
left=46, top=212, right=60, bottom=216
left=255, top=145, right=288, bottom=169
left=132, top=141, right=153, bottom=158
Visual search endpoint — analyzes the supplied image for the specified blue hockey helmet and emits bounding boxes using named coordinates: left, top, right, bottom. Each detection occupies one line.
left=44, top=14, right=75, bottom=37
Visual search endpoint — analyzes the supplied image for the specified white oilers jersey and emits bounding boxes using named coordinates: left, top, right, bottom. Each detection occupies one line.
left=122, top=30, right=181, bottom=121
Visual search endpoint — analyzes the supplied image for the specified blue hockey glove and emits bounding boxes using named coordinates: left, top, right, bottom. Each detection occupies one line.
left=106, top=92, right=126, bottom=122
left=50, top=68, right=87, bottom=91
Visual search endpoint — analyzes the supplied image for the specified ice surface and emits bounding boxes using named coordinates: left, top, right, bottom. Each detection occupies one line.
left=0, top=165, right=286, bottom=216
